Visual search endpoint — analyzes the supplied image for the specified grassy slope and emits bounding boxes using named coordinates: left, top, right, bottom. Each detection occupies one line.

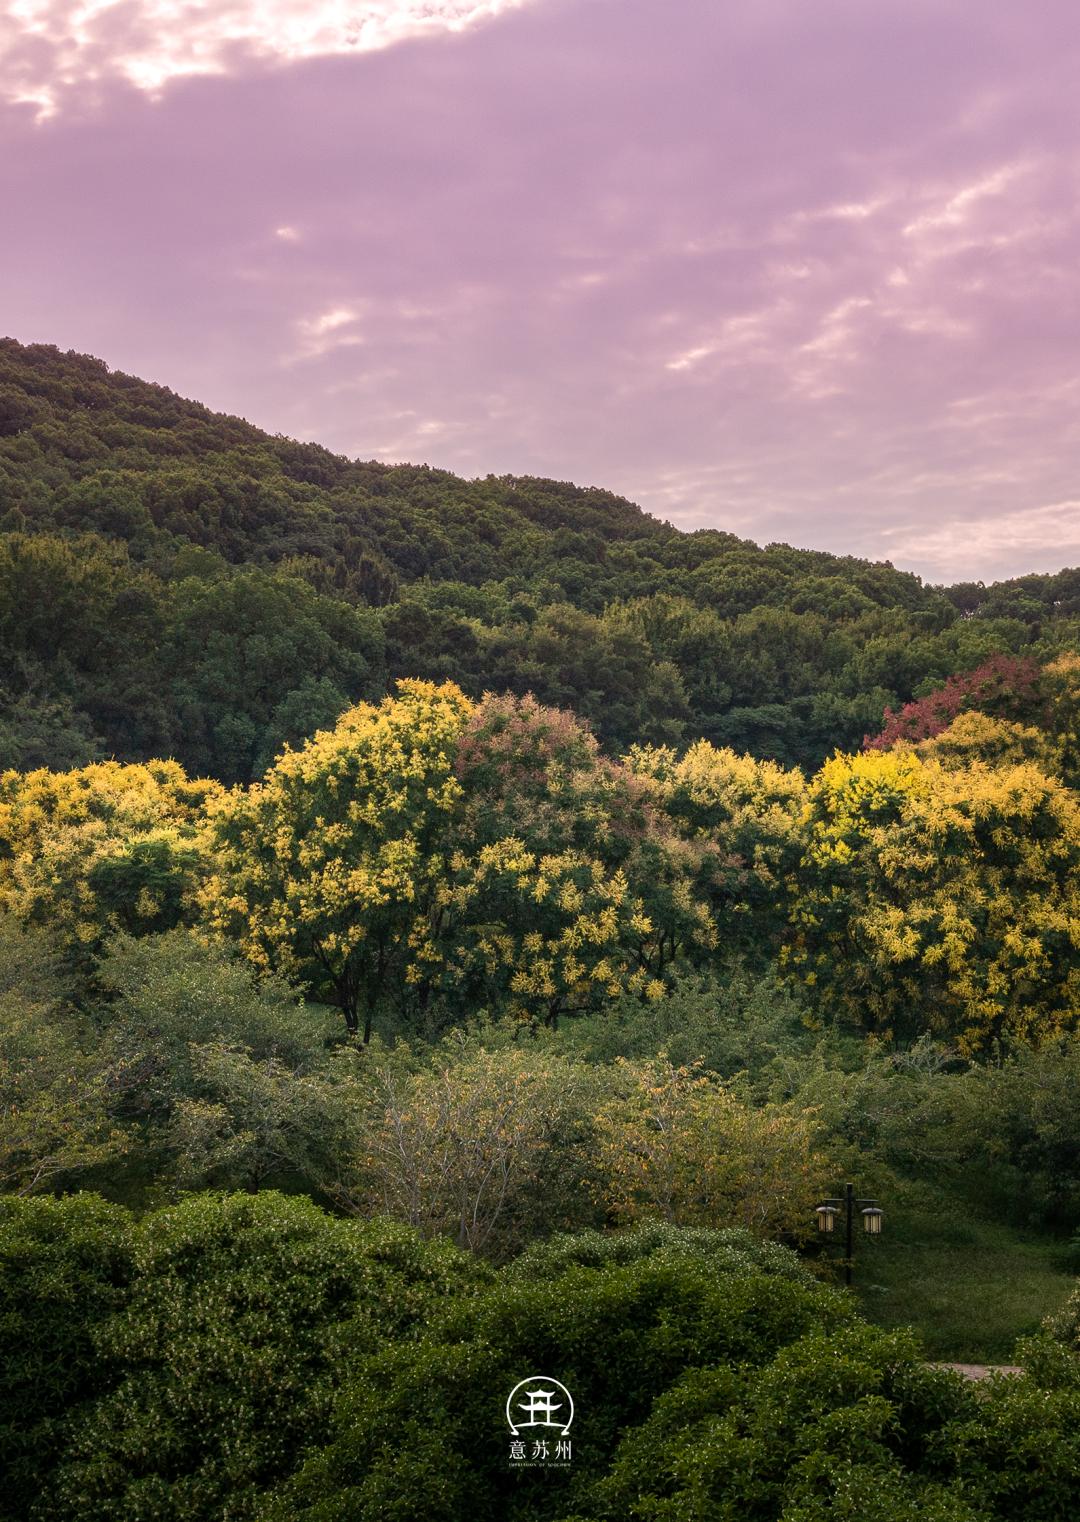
left=852, top=1184, right=1072, bottom=1361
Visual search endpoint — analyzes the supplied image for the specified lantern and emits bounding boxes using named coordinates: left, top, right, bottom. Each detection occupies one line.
left=816, top=1204, right=839, bottom=1233
left=861, top=1206, right=883, bottom=1235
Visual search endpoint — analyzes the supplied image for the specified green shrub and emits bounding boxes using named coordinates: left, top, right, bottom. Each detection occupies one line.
left=1042, top=1278, right=1080, bottom=1351
left=559, top=967, right=826, bottom=1085
left=10, top=1200, right=1080, bottom=1522
left=944, top=1370, right=1080, bottom=1520
left=0, top=1193, right=133, bottom=1522
left=586, top=1324, right=982, bottom=1522
left=272, top=1254, right=853, bottom=1521
left=507, top=1217, right=815, bottom=1284
left=46, top=1192, right=486, bottom=1522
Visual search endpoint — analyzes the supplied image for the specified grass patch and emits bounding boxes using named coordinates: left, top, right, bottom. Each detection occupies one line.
left=847, top=1181, right=1073, bottom=1361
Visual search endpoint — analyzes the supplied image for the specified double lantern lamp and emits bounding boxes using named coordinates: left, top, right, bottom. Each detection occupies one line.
left=815, top=1183, right=884, bottom=1284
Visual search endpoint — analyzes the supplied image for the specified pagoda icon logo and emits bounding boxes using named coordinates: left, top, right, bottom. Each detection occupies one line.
left=506, top=1376, right=574, bottom=1437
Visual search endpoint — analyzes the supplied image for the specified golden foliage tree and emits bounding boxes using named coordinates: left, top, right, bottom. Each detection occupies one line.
left=202, top=679, right=474, bottom=1040
left=1042, top=651, right=1080, bottom=786
left=626, top=739, right=807, bottom=961
left=784, top=748, right=1080, bottom=1051
left=916, top=710, right=1063, bottom=774
left=0, top=759, right=219, bottom=957
left=451, top=693, right=717, bottom=986
left=204, top=683, right=713, bottom=1039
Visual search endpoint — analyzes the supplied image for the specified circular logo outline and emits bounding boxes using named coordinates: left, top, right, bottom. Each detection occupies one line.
left=506, top=1376, right=575, bottom=1436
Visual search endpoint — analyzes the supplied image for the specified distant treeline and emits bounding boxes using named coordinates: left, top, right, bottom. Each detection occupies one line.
left=1, top=337, right=1078, bottom=780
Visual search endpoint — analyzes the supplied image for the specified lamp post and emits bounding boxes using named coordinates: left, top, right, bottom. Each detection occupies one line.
left=815, top=1182, right=883, bottom=1286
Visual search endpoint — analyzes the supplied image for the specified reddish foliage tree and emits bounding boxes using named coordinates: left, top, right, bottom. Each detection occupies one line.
left=452, top=690, right=658, bottom=857
left=864, top=654, right=1042, bottom=751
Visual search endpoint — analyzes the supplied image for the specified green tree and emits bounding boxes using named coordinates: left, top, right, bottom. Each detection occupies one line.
left=336, top=1039, right=600, bottom=1255
left=592, top=1053, right=829, bottom=1238
left=271, top=1244, right=854, bottom=1522
left=0, top=1194, right=133, bottom=1522
left=95, top=930, right=336, bottom=1183
left=46, top=1193, right=485, bottom=1522
left=162, top=568, right=384, bottom=782
left=166, top=1042, right=351, bottom=1196
left=0, top=915, right=123, bottom=1196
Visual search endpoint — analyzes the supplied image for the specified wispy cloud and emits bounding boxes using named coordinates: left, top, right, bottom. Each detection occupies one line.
left=291, top=304, right=365, bottom=360
left=1, top=0, right=540, bottom=117
left=5, top=0, right=1080, bottom=580
left=883, top=501, right=1080, bottom=581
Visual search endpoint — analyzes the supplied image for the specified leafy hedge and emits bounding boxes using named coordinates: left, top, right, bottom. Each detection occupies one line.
left=0, top=1193, right=133, bottom=1519
left=5, top=1194, right=1080, bottom=1521
left=3, top=1192, right=487, bottom=1522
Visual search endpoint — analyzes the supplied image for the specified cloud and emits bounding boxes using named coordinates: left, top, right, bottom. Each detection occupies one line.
left=0, top=0, right=540, bottom=117
left=883, top=501, right=1080, bottom=582
left=5, top=0, right=1080, bottom=580
left=901, top=163, right=1027, bottom=241
left=291, top=305, right=366, bottom=359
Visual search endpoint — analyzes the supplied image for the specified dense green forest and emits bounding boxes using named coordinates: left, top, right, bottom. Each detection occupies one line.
left=2, top=338, right=1078, bottom=780
left=3, top=339, right=1080, bottom=1519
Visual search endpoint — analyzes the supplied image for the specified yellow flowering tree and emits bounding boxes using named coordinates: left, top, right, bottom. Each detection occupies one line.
left=915, top=710, right=1063, bottom=774
left=448, top=693, right=716, bottom=1001
left=785, top=748, right=1080, bottom=1050
left=202, top=680, right=475, bottom=1040
left=203, top=683, right=712, bottom=1039
left=410, top=839, right=672, bottom=1023
left=1042, top=651, right=1080, bottom=786
left=626, top=739, right=807, bottom=963
left=0, top=759, right=219, bottom=958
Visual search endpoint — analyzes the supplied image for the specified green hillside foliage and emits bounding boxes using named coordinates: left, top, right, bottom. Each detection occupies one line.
left=2, top=339, right=1078, bottom=779
left=5, top=341, right=1080, bottom=1517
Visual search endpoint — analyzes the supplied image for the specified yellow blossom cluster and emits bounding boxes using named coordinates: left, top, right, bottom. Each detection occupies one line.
left=0, top=759, right=220, bottom=949
left=786, top=746, right=1080, bottom=1051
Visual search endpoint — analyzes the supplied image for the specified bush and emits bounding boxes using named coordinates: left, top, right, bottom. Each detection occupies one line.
left=45, top=1192, right=486, bottom=1522
left=944, top=1368, right=1080, bottom=1520
left=0, top=1193, right=133, bottom=1522
left=1041, top=1280, right=1080, bottom=1353
left=587, top=1324, right=982, bottom=1522
left=507, top=1217, right=815, bottom=1284
left=97, top=929, right=334, bottom=1114
left=337, top=1039, right=605, bottom=1256
left=559, top=967, right=825, bottom=1084
left=271, top=1253, right=854, bottom=1521
left=591, top=1053, right=830, bottom=1239
left=10, top=1200, right=1080, bottom=1522
left=92, top=931, right=341, bottom=1199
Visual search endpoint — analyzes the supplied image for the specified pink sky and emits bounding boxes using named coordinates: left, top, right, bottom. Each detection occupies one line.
left=4, top=0, right=1080, bottom=582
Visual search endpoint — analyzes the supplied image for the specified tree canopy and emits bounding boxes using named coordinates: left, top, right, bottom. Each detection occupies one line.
left=2, top=339, right=1077, bottom=779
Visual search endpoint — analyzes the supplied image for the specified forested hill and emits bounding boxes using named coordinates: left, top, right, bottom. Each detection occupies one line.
left=1, top=336, right=1078, bottom=782
left=0, top=337, right=936, bottom=602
